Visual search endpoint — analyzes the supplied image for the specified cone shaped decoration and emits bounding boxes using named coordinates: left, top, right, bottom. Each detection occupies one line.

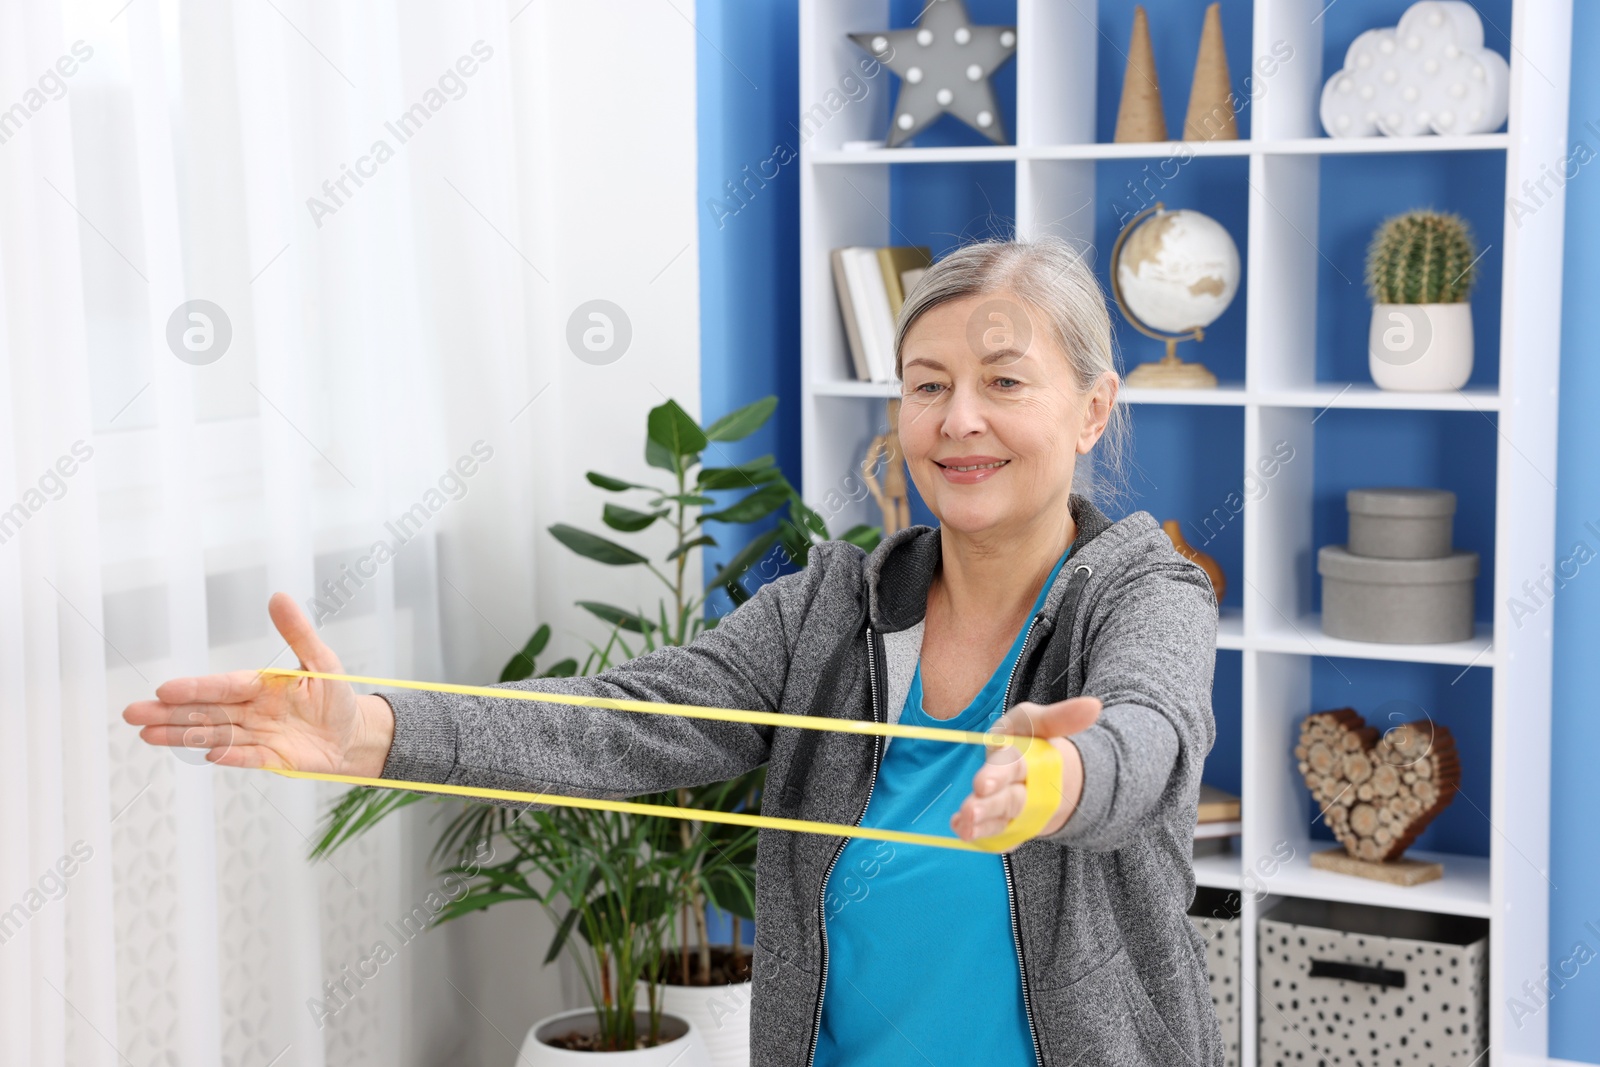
left=1114, top=6, right=1167, bottom=143
left=1183, top=3, right=1238, bottom=141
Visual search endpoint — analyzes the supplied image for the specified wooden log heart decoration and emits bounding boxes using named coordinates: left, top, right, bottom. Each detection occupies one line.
left=1296, top=708, right=1460, bottom=866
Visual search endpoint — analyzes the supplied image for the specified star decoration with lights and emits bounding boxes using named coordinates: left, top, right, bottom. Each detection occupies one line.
left=850, top=0, right=1017, bottom=148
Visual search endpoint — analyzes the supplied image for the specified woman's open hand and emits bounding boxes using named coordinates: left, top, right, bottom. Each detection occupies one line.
left=950, top=695, right=1102, bottom=845
left=122, top=593, right=394, bottom=775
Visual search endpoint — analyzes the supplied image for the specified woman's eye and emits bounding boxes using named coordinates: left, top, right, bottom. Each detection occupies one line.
left=909, top=379, right=1018, bottom=394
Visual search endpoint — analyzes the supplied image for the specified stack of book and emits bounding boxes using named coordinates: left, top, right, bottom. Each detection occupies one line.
left=830, top=245, right=932, bottom=383
left=1193, top=783, right=1241, bottom=858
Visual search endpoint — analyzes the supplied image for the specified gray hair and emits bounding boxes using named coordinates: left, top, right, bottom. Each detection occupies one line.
left=893, top=235, right=1130, bottom=511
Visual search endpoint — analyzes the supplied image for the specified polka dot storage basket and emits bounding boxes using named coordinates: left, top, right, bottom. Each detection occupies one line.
left=1189, top=886, right=1243, bottom=1067
left=1258, top=896, right=1488, bottom=1065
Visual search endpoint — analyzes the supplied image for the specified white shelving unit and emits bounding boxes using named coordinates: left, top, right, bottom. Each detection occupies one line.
left=798, top=2, right=1571, bottom=1064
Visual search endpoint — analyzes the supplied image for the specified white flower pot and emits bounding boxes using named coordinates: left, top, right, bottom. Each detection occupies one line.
left=515, top=1008, right=710, bottom=1067
left=636, top=957, right=753, bottom=1067
left=1368, top=302, right=1474, bottom=391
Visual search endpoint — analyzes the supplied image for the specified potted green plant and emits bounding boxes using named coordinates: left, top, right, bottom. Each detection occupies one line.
left=531, top=395, right=860, bottom=1065
left=312, top=396, right=879, bottom=1063
left=1365, top=209, right=1479, bottom=391
left=465, top=781, right=706, bottom=1065
left=312, top=634, right=708, bottom=1063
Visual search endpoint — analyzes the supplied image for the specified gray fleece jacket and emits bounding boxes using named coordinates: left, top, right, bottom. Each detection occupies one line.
left=378, top=492, right=1224, bottom=1066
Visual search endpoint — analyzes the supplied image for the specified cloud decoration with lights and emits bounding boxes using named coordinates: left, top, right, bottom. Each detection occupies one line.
left=1320, top=1, right=1509, bottom=139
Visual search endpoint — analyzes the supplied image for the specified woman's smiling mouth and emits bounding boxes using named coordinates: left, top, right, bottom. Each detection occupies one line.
left=936, top=456, right=1010, bottom=483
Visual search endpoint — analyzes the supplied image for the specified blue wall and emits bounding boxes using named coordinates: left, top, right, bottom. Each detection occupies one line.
left=1549, top=0, right=1600, bottom=1057
left=697, top=1, right=1600, bottom=1059
left=695, top=0, right=803, bottom=617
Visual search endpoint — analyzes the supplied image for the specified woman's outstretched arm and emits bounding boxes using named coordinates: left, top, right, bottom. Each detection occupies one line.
left=126, top=544, right=848, bottom=802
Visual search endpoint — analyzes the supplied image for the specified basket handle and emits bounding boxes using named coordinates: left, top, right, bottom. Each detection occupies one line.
left=1307, top=958, right=1406, bottom=989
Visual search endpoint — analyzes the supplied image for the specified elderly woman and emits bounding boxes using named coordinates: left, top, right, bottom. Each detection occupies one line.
left=126, top=236, right=1222, bottom=1067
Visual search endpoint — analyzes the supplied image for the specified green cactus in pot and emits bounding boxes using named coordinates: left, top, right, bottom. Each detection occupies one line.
left=1365, top=209, right=1478, bottom=305
left=1364, top=209, right=1480, bottom=392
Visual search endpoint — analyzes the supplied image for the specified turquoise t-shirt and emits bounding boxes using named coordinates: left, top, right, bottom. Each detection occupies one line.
left=813, top=545, right=1072, bottom=1067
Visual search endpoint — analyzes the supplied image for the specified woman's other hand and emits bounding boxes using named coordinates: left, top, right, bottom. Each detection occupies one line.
left=950, top=695, right=1102, bottom=845
left=122, top=593, right=395, bottom=775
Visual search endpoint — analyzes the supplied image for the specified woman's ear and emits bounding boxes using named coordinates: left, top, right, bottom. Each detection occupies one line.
left=1075, top=373, right=1118, bottom=454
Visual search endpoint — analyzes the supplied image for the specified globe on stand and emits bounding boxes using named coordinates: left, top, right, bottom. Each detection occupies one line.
left=1110, top=203, right=1240, bottom=388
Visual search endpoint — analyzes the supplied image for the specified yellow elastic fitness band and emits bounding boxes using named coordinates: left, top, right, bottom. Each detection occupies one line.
left=257, top=668, right=1065, bottom=853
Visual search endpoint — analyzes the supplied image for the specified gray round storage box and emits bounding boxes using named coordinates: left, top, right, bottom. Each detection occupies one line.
left=1319, top=545, right=1479, bottom=643
left=1347, top=487, right=1457, bottom=559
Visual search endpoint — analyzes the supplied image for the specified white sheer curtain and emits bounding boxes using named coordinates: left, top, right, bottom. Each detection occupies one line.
left=0, top=0, right=703, bottom=1062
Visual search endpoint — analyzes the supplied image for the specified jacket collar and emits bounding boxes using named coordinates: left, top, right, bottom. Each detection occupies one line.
left=863, top=492, right=1122, bottom=633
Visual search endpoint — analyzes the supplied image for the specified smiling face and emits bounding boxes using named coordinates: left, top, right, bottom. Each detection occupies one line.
left=897, top=290, right=1115, bottom=538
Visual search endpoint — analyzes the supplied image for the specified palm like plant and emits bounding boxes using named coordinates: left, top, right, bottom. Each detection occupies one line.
left=311, top=396, right=880, bottom=1050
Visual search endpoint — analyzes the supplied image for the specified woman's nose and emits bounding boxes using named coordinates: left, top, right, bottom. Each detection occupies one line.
left=940, top=383, right=989, bottom=438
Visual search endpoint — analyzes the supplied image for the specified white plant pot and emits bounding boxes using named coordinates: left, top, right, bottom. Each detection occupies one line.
left=515, top=1008, right=710, bottom=1067
left=1368, top=302, right=1474, bottom=391
left=636, top=970, right=753, bottom=1067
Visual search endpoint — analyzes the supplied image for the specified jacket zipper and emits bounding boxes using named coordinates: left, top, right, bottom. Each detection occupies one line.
left=1002, top=561, right=1092, bottom=1067
left=1002, top=612, right=1046, bottom=1067
left=805, top=623, right=885, bottom=1067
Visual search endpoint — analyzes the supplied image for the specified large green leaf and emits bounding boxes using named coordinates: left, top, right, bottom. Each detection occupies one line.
left=646, top=400, right=708, bottom=472
left=500, top=624, right=553, bottom=682
left=697, top=456, right=781, bottom=491
left=705, top=526, right=780, bottom=592
left=665, top=534, right=717, bottom=562
left=700, top=831, right=759, bottom=919
left=577, top=601, right=658, bottom=634
left=703, top=396, right=777, bottom=442
left=549, top=523, right=649, bottom=566
left=790, top=497, right=828, bottom=540
left=777, top=518, right=810, bottom=569
left=652, top=493, right=717, bottom=508
left=701, top=483, right=790, bottom=525
left=840, top=523, right=883, bottom=550
left=703, top=867, right=758, bottom=920
left=587, top=471, right=654, bottom=492
left=602, top=503, right=667, bottom=533
left=645, top=438, right=678, bottom=473
left=698, top=468, right=783, bottom=493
